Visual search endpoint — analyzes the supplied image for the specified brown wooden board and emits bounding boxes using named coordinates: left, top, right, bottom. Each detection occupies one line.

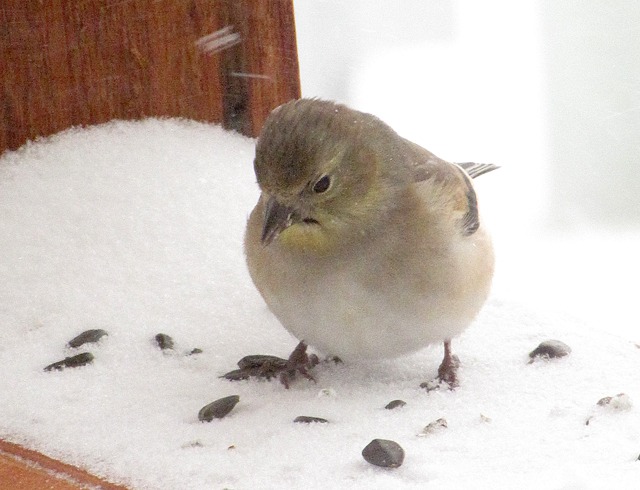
left=0, top=439, right=130, bottom=489
left=0, top=0, right=300, bottom=153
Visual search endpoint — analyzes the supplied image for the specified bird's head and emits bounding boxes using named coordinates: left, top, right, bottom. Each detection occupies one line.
left=253, top=99, right=409, bottom=254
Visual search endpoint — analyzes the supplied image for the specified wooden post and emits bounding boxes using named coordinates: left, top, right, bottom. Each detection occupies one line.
left=0, top=0, right=301, bottom=153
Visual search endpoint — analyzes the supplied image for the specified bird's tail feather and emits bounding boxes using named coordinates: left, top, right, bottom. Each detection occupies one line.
left=456, top=162, right=499, bottom=179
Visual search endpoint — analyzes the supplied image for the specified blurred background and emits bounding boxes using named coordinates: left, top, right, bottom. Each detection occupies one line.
left=294, top=0, right=640, bottom=340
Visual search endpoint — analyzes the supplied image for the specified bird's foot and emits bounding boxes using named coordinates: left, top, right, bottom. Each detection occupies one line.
left=222, top=341, right=319, bottom=389
left=279, top=341, right=319, bottom=388
left=420, top=353, right=460, bottom=391
left=437, top=352, right=460, bottom=388
left=420, top=340, right=460, bottom=391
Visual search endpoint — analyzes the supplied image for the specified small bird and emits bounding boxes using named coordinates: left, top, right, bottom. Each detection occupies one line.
left=242, top=98, right=496, bottom=389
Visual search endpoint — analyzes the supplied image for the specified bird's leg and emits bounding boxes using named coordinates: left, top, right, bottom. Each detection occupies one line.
left=437, top=339, right=460, bottom=388
left=421, top=339, right=461, bottom=391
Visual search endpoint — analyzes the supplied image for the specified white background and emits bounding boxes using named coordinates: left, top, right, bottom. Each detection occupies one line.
left=295, top=0, right=640, bottom=340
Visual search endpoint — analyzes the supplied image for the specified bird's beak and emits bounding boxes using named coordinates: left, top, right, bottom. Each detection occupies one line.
left=261, top=196, right=296, bottom=245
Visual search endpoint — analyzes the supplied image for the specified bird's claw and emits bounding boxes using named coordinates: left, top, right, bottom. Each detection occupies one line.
left=420, top=353, right=460, bottom=392
left=222, top=341, right=319, bottom=389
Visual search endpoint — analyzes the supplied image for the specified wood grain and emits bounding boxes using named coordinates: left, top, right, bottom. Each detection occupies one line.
left=0, top=439, right=129, bottom=489
left=0, top=0, right=300, bottom=153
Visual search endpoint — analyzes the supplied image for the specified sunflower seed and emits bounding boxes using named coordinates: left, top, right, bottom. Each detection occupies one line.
left=528, top=340, right=571, bottom=362
left=293, top=416, right=328, bottom=424
left=198, top=395, right=240, bottom=421
left=384, top=399, right=407, bottom=410
left=44, top=352, right=94, bottom=371
left=68, top=329, right=108, bottom=348
left=362, top=439, right=404, bottom=468
left=155, top=333, right=174, bottom=350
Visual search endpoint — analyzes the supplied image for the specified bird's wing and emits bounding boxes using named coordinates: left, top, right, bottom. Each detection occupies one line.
left=402, top=139, right=496, bottom=236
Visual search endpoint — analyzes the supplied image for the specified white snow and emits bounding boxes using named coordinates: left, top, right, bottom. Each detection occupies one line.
left=0, top=119, right=638, bottom=489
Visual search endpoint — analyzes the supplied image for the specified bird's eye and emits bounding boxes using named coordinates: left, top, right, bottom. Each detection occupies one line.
left=312, top=175, right=331, bottom=193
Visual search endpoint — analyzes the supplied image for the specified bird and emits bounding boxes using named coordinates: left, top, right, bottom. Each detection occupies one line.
left=241, top=98, right=496, bottom=389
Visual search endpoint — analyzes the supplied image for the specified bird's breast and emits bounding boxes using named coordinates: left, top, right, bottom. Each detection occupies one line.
left=246, top=207, right=494, bottom=360
left=253, top=249, right=475, bottom=359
